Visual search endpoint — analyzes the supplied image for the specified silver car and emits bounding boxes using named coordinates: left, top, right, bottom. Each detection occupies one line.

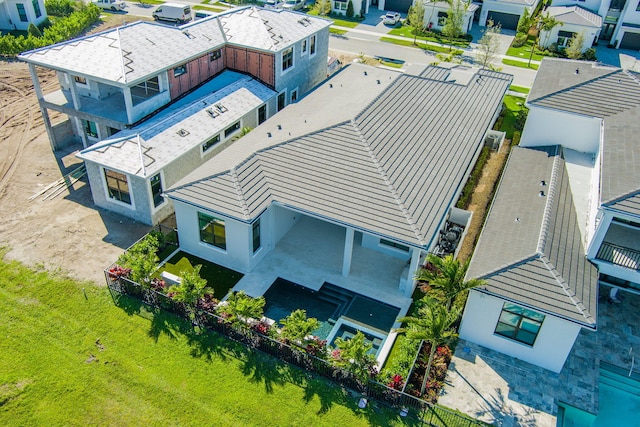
left=282, top=0, right=304, bottom=10
left=92, top=0, right=125, bottom=11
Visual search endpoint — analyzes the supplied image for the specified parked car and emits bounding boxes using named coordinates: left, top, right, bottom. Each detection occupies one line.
left=383, top=12, right=401, bottom=26
left=92, top=0, right=125, bottom=11
left=281, top=0, right=304, bottom=11
left=194, top=11, right=214, bottom=20
left=263, top=0, right=283, bottom=9
left=152, top=3, right=192, bottom=24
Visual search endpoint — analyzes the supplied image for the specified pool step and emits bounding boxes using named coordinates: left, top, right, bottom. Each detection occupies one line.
left=600, top=367, right=640, bottom=396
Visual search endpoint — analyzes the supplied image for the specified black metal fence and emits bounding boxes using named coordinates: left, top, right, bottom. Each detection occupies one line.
left=104, top=267, right=488, bottom=427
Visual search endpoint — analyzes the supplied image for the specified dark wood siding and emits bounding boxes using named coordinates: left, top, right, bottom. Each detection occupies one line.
left=168, top=48, right=226, bottom=100
left=225, top=46, right=275, bottom=87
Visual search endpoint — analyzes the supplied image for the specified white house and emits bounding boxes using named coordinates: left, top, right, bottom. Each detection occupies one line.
left=479, top=0, right=542, bottom=30
left=550, top=0, right=640, bottom=49
left=422, top=0, right=478, bottom=33
left=538, top=6, right=602, bottom=51
left=165, top=64, right=512, bottom=297
left=462, top=58, right=640, bottom=373
left=0, top=0, right=47, bottom=31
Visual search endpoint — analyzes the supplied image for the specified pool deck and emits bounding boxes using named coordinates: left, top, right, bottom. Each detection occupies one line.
left=439, top=285, right=640, bottom=426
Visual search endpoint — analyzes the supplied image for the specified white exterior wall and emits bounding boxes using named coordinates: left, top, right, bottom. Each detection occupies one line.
left=0, top=0, right=47, bottom=31
left=539, top=23, right=599, bottom=52
left=423, top=4, right=475, bottom=32
left=520, top=106, right=601, bottom=153
left=460, top=290, right=583, bottom=373
left=361, top=233, right=414, bottom=260
left=271, top=204, right=299, bottom=244
left=479, top=0, right=531, bottom=26
left=550, top=0, right=603, bottom=13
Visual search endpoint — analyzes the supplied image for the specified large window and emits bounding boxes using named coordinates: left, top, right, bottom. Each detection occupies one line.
left=277, top=92, right=285, bottom=111
left=210, top=49, right=222, bottom=61
left=224, top=122, right=240, bottom=138
left=104, top=169, right=131, bottom=205
left=252, top=219, right=261, bottom=253
left=131, top=76, right=160, bottom=104
left=310, top=34, right=316, bottom=55
left=199, top=212, right=226, bottom=250
left=16, top=4, right=27, bottom=22
left=380, top=239, right=409, bottom=252
left=557, top=30, right=576, bottom=47
left=33, top=0, right=41, bottom=18
left=202, top=134, right=221, bottom=153
left=437, top=12, right=448, bottom=26
left=174, top=65, right=187, bottom=77
left=84, top=120, right=98, bottom=138
left=258, top=104, right=266, bottom=125
left=282, top=47, right=293, bottom=71
left=494, top=303, right=545, bottom=346
left=150, top=173, right=164, bottom=208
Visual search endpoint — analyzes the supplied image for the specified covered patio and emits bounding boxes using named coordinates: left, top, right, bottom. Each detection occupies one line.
left=232, top=215, right=415, bottom=314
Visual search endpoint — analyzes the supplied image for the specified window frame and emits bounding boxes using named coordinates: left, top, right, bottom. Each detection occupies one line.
left=252, top=219, right=261, bottom=253
left=282, top=47, right=294, bottom=72
left=277, top=91, right=286, bottom=112
left=301, top=39, right=308, bottom=55
left=201, top=134, right=221, bottom=154
left=437, top=11, right=448, bottom=27
left=258, top=104, right=267, bottom=125
left=198, top=212, right=226, bottom=250
left=210, top=49, right=222, bottom=61
left=494, top=302, right=545, bottom=346
left=224, top=122, right=240, bottom=139
left=16, top=4, right=28, bottom=22
left=150, top=172, right=165, bottom=209
left=310, top=34, right=317, bottom=56
left=83, top=120, right=98, bottom=139
left=290, top=88, right=298, bottom=103
left=104, top=168, right=133, bottom=206
left=174, top=64, right=187, bottom=77
left=379, top=239, right=410, bottom=252
left=32, top=0, right=41, bottom=18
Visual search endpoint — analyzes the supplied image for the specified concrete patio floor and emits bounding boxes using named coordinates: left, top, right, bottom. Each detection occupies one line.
left=231, top=215, right=414, bottom=317
left=439, top=285, right=640, bottom=426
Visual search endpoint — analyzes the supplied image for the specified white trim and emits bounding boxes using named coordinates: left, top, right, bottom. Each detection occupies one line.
left=280, top=46, right=295, bottom=76
left=309, top=34, right=317, bottom=57
left=290, top=87, right=299, bottom=103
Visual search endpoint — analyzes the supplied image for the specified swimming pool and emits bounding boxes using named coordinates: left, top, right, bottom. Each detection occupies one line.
left=558, top=362, right=640, bottom=427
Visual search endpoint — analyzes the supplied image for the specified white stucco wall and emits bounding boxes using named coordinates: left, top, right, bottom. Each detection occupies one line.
left=550, top=0, right=603, bottom=14
left=0, top=0, right=47, bottom=31
left=539, top=23, right=599, bottom=52
left=459, top=290, right=583, bottom=373
left=361, top=233, right=414, bottom=260
left=479, top=0, right=532, bottom=27
left=423, top=4, right=475, bottom=33
left=520, top=105, right=601, bottom=153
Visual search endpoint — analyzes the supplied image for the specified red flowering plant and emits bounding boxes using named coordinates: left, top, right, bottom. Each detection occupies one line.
left=250, top=320, right=272, bottom=336
left=107, top=265, right=131, bottom=280
left=149, top=278, right=166, bottom=292
left=305, top=337, right=327, bottom=358
left=387, top=374, right=404, bottom=390
left=196, top=294, right=218, bottom=313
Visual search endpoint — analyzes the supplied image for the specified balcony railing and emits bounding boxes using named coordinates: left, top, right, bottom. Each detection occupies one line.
left=596, top=242, right=640, bottom=271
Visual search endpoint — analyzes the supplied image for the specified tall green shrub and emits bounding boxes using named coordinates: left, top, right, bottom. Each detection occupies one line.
left=45, top=0, right=76, bottom=17
left=346, top=0, right=354, bottom=18
left=28, top=23, right=43, bottom=37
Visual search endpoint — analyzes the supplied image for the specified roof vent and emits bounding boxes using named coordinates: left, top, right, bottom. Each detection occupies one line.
left=540, top=180, right=546, bottom=186
left=176, top=129, right=189, bottom=137
left=329, top=83, right=333, bottom=88
left=377, top=79, right=380, bottom=84
left=539, top=191, right=545, bottom=197
left=267, top=132, right=272, bottom=138
left=575, top=68, right=580, bottom=74
left=515, top=217, right=521, bottom=222
left=182, top=30, right=194, bottom=39
left=206, top=108, right=219, bottom=118
left=277, top=125, right=282, bottom=130
left=364, top=71, right=368, bottom=76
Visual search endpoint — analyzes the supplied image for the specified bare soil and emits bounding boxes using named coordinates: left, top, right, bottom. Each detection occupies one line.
left=0, top=20, right=150, bottom=285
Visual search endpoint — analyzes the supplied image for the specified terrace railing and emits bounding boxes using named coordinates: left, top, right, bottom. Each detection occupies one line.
left=596, top=242, right=640, bottom=271
left=104, top=266, right=488, bottom=427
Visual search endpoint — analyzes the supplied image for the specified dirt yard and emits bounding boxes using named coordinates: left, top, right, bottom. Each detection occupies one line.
left=0, top=21, right=150, bottom=285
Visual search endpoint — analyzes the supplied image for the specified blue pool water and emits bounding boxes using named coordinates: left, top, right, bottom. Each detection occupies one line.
left=559, top=362, right=640, bottom=427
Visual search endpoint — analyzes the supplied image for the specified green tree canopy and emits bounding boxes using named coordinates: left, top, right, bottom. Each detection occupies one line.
left=279, top=309, right=320, bottom=344
left=331, top=331, right=377, bottom=382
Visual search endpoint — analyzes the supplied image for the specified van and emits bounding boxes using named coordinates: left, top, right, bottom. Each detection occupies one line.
left=152, top=3, right=192, bottom=24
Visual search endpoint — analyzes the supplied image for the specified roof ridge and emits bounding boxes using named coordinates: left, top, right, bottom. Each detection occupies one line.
left=474, top=254, right=540, bottom=280
left=602, top=187, right=640, bottom=207
left=229, top=167, right=251, bottom=219
left=528, top=69, right=622, bottom=109
left=537, top=146, right=561, bottom=254
left=349, top=119, right=425, bottom=245
left=539, top=255, right=595, bottom=325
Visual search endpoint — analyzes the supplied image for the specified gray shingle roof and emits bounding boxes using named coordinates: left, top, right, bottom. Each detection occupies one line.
left=18, top=7, right=329, bottom=84
left=467, top=146, right=598, bottom=327
left=166, top=64, right=512, bottom=247
left=528, top=58, right=640, bottom=215
left=546, top=6, right=602, bottom=27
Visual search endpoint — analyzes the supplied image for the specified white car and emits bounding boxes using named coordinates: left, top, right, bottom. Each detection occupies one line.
left=383, top=12, right=401, bottom=26
left=263, top=0, right=283, bottom=9
left=281, top=0, right=305, bottom=10
left=92, top=0, right=125, bottom=11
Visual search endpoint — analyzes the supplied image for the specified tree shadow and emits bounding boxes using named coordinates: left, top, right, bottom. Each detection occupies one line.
left=239, top=349, right=288, bottom=394
left=475, top=387, right=539, bottom=427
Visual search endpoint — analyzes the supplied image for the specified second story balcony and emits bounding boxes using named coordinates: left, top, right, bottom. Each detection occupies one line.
left=595, top=220, right=640, bottom=272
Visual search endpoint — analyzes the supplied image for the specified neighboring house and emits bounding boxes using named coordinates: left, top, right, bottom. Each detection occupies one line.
left=0, top=0, right=47, bottom=32
left=551, top=0, right=640, bottom=49
left=164, top=64, right=512, bottom=295
left=538, top=6, right=602, bottom=51
left=461, top=145, right=598, bottom=373
left=462, top=58, right=640, bottom=373
left=77, top=73, right=276, bottom=225
left=19, top=7, right=330, bottom=151
left=332, top=0, right=369, bottom=16
left=422, top=0, right=478, bottom=33
left=479, top=0, right=542, bottom=30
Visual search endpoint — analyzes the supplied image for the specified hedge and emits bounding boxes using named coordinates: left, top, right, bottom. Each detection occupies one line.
left=456, top=146, right=491, bottom=210
left=0, top=4, right=100, bottom=56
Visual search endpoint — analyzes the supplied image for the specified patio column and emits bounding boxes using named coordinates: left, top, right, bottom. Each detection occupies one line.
left=403, top=248, right=421, bottom=297
left=123, top=87, right=134, bottom=124
left=28, top=63, right=57, bottom=151
left=342, top=227, right=354, bottom=277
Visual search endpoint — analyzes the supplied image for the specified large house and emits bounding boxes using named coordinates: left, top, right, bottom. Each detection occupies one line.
left=461, top=58, right=640, bottom=373
left=19, top=7, right=331, bottom=225
left=538, top=5, right=603, bottom=52
left=164, top=63, right=512, bottom=301
left=478, top=0, right=542, bottom=30
left=0, top=0, right=47, bottom=32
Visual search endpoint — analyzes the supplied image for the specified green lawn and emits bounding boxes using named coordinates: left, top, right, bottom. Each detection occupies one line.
left=306, top=10, right=361, bottom=28
left=330, top=27, right=348, bottom=35
left=509, top=85, right=530, bottom=94
left=158, top=251, right=243, bottom=298
left=499, top=95, right=527, bottom=139
left=380, top=37, right=463, bottom=55
left=193, top=4, right=231, bottom=12
left=388, top=26, right=470, bottom=48
left=505, top=37, right=545, bottom=62
left=0, top=254, right=418, bottom=426
left=501, top=58, right=539, bottom=70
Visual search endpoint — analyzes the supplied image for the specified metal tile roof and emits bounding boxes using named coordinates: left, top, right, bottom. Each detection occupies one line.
left=546, top=6, right=602, bottom=27
left=77, top=73, right=275, bottom=177
left=528, top=58, right=640, bottom=214
left=467, top=146, right=598, bottom=327
left=166, top=65, right=512, bottom=247
left=18, top=7, right=329, bottom=84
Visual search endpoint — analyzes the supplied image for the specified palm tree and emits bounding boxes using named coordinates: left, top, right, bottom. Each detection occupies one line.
left=280, top=309, right=320, bottom=344
left=219, top=291, right=265, bottom=325
left=332, top=330, right=377, bottom=382
left=416, top=254, right=485, bottom=309
left=396, top=298, right=459, bottom=395
left=168, top=265, right=212, bottom=307
left=539, top=12, right=562, bottom=49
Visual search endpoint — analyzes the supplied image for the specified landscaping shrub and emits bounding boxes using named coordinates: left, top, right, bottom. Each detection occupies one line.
left=515, top=108, right=528, bottom=130
left=511, top=130, right=521, bottom=147
left=45, top=0, right=76, bottom=16
left=346, top=0, right=354, bottom=18
left=512, top=32, right=528, bottom=48
left=456, top=147, right=491, bottom=209
left=583, top=48, right=597, bottom=61
left=379, top=336, right=420, bottom=387
left=27, top=23, right=42, bottom=37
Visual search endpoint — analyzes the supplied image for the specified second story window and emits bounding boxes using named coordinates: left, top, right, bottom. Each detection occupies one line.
left=310, top=35, right=316, bottom=55
left=210, top=49, right=222, bottom=61
left=174, top=65, right=187, bottom=77
left=202, top=134, right=221, bottom=153
left=33, top=0, right=41, bottom=18
left=74, top=76, right=87, bottom=85
left=282, top=47, right=293, bottom=72
left=224, top=122, right=240, bottom=138
left=16, top=4, right=28, bottom=22
left=301, top=39, right=307, bottom=54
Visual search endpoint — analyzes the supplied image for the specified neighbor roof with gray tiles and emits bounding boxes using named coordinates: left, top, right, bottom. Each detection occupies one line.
left=467, top=146, right=598, bottom=327
left=528, top=58, right=640, bottom=215
left=546, top=6, right=602, bottom=27
left=77, top=73, right=275, bottom=177
left=166, top=64, right=512, bottom=247
left=18, top=7, right=329, bottom=84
